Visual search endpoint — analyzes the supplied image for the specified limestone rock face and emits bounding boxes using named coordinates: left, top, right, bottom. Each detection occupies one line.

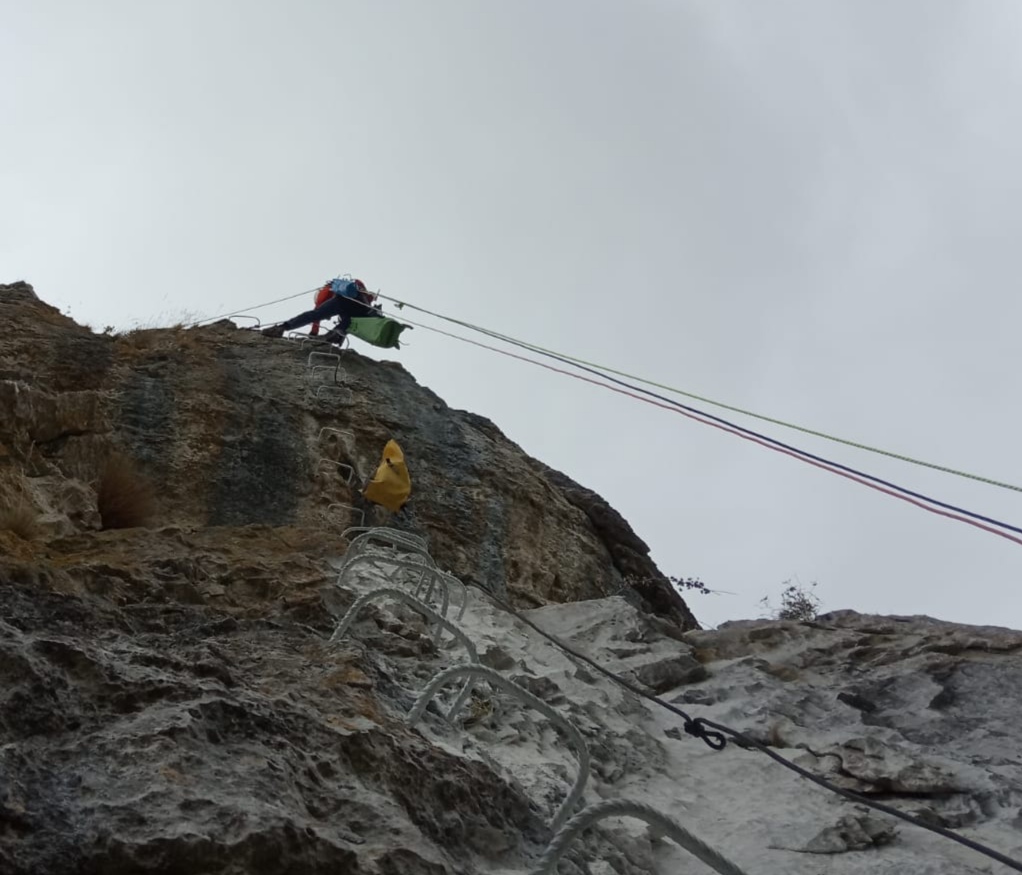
left=2, top=283, right=1021, bottom=875
left=0, top=282, right=694, bottom=628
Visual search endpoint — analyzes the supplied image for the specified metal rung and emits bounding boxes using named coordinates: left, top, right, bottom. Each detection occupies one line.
left=225, top=314, right=261, bottom=328
left=341, top=526, right=428, bottom=551
left=327, top=503, right=365, bottom=526
left=310, top=365, right=346, bottom=383
left=346, top=529, right=430, bottom=549
left=299, top=337, right=336, bottom=350
left=408, top=665, right=590, bottom=832
left=317, top=458, right=356, bottom=485
left=530, top=800, right=750, bottom=875
left=314, top=385, right=353, bottom=405
left=318, top=428, right=355, bottom=450
left=308, top=351, right=341, bottom=368
left=330, top=586, right=477, bottom=699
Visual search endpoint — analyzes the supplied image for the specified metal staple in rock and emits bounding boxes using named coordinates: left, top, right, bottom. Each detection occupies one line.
left=377, top=557, right=452, bottom=634
left=316, top=457, right=356, bottom=486
left=346, top=555, right=452, bottom=637
left=299, top=335, right=348, bottom=352
left=334, top=532, right=436, bottom=589
left=318, top=427, right=356, bottom=450
left=338, top=544, right=431, bottom=574
left=436, top=571, right=470, bottom=622
left=341, top=527, right=430, bottom=551
left=335, top=552, right=434, bottom=596
left=307, top=350, right=342, bottom=373
left=313, top=384, right=353, bottom=405
left=333, top=551, right=458, bottom=644
left=407, top=664, right=590, bottom=831
left=330, top=586, right=479, bottom=718
left=340, top=529, right=434, bottom=566
left=326, top=503, right=365, bottom=526
left=310, top=364, right=343, bottom=383
left=528, top=798, right=750, bottom=875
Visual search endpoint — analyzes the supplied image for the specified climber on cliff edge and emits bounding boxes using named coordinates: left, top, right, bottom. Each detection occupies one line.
left=261, top=277, right=381, bottom=340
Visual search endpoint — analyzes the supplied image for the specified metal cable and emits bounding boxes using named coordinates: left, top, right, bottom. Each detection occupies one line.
left=529, top=798, right=749, bottom=875
left=185, top=284, right=1022, bottom=493
left=379, top=293, right=1022, bottom=494
left=187, top=287, right=319, bottom=327
left=468, top=582, right=1022, bottom=873
left=393, top=314, right=1022, bottom=547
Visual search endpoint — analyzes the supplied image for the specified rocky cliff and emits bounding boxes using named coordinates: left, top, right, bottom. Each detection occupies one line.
left=0, top=281, right=693, bottom=626
left=1, top=282, right=1020, bottom=875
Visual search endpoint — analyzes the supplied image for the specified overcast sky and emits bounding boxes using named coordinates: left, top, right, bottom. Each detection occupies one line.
left=4, top=1, right=1021, bottom=629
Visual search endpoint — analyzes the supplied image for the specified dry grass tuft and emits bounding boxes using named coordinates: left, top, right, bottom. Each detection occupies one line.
left=113, top=324, right=205, bottom=360
left=768, top=721, right=788, bottom=748
left=0, top=501, right=41, bottom=540
left=97, top=453, right=155, bottom=529
left=760, top=662, right=801, bottom=682
left=352, top=692, right=385, bottom=724
left=691, top=647, right=717, bottom=664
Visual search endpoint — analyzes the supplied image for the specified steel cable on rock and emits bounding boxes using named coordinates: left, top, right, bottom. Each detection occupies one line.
left=325, top=527, right=1021, bottom=871
left=332, top=535, right=592, bottom=835
left=467, top=582, right=1022, bottom=874
left=529, top=798, right=750, bottom=875
left=188, top=290, right=1021, bottom=869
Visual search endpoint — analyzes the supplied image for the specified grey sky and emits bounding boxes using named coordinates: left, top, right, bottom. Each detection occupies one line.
left=4, top=1, right=1021, bottom=629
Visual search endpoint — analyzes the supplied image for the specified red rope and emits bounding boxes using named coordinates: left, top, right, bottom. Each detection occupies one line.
left=415, top=321, right=1022, bottom=549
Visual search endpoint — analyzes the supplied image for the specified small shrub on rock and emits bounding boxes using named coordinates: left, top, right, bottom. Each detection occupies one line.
left=97, top=453, right=155, bottom=529
left=621, top=574, right=712, bottom=596
left=0, top=501, right=40, bottom=540
left=761, top=579, right=821, bottom=622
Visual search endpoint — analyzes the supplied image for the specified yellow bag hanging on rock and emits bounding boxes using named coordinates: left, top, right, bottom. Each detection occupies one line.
left=363, top=439, right=411, bottom=512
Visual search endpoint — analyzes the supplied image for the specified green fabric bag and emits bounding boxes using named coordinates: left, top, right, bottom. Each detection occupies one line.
left=347, top=317, right=410, bottom=349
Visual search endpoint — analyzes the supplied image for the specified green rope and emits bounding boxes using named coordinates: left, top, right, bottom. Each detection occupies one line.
left=379, top=294, right=1022, bottom=494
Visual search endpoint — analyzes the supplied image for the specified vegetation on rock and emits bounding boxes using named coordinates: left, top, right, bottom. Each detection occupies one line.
left=96, top=452, right=155, bottom=529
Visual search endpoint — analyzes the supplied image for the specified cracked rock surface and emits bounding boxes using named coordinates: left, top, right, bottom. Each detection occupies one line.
left=0, top=282, right=693, bottom=627
left=2, top=282, right=1021, bottom=874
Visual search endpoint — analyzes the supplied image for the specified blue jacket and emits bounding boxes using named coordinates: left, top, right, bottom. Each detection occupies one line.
left=329, top=278, right=360, bottom=299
